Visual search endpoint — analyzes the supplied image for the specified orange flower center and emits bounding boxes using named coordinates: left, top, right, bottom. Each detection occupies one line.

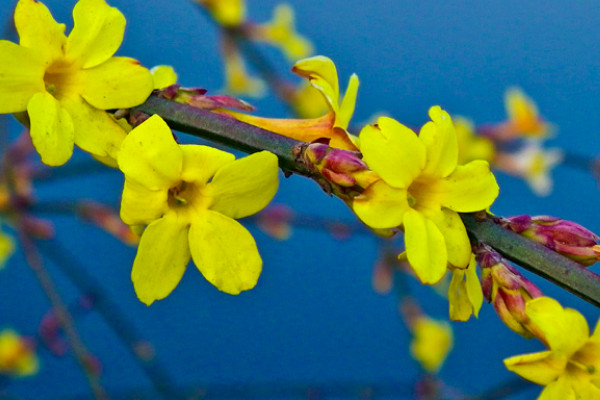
left=43, top=59, right=80, bottom=99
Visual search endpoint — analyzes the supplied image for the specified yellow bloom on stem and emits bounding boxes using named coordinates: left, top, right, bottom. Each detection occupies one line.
left=0, top=329, right=39, bottom=377
left=410, top=316, right=453, bottom=373
left=221, top=37, right=266, bottom=97
left=504, top=297, right=600, bottom=399
left=352, top=106, right=499, bottom=284
left=0, top=0, right=153, bottom=166
left=504, top=87, right=552, bottom=139
left=118, top=115, right=279, bottom=305
left=448, top=254, right=483, bottom=321
left=227, top=55, right=359, bottom=150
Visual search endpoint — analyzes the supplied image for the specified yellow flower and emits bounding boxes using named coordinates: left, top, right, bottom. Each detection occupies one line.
left=504, top=297, right=600, bottom=399
left=252, top=4, right=314, bottom=61
left=0, top=329, right=39, bottom=377
left=448, top=254, right=483, bottom=321
left=118, top=115, right=279, bottom=305
left=504, top=87, right=552, bottom=139
left=352, top=106, right=499, bottom=284
left=227, top=55, right=359, bottom=150
left=453, top=116, right=495, bottom=165
left=0, top=0, right=153, bottom=166
left=196, top=0, right=246, bottom=27
left=410, top=316, right=453, bottom=373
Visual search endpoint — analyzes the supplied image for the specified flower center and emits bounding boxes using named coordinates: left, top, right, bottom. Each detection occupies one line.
left=167, top=180, right=211, bottom=214
left=407, top=176, right=439, bottom=213
left=43, top=59, right=80, bottom=99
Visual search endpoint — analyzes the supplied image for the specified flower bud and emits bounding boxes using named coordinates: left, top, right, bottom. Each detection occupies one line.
left=476, top=244, right=543, bottom=338
left=501, top=215, right=600, bottom=266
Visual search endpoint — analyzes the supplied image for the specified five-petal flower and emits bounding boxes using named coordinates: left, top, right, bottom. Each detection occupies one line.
left=352, top=106, right=499, bottom=284
left=118, top=115, right=279, bottom=305
left=0, top=0, right=153, bottom=166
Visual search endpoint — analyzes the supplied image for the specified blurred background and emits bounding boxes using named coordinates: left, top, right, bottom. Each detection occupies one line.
left=0, top=0, right=599, bottom=399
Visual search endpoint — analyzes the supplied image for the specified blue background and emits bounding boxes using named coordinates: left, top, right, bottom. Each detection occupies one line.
left=1, top=0, right=599, bottom=399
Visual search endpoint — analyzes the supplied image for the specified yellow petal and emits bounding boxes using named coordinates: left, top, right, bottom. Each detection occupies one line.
left=526, top=297, right=590, bottom=355
left=419, top=106, right=458, bottom=178
left=151, top=65, right=178, bottom=89
left=448, top=269, right=473, bottom=321
left=0, top=41, right=45, bottom=113
left=428, top=208, right=471, bottom=268
left=120, top=179, right=168, bottom=226
left=292, top=56, right=339, bottom=112
left=60, top=95, right=127, bottom=160
left=118, top=115, right=182, bottom=190
left=14, top=0, right=66, bottom=61
left=335, top=74, right=359, bottom=130
left=352, top=180, right=409, bottom=229
left=180, top=145, right=235, bottom=184
left=404, top=209, right=447, bottom=284
left=434, top=160, right=499, bottom=212
left=66, top=0, right=126, bottom=69
left=410, top=316, right=453, bottom=373
left=27, top=92, right=74, bottom=166
left=504, top=351, right=565, bottom=385
left=0, top=229, right=14, bottom=269
left=465, top=255, right=483, bottom=317
left=359, top=117, right=426, bottom=188
left=131, top=212, right=190, bottom=305
left=209, top=151, right=279, bottom=219
left=538, top=378, right=576, bottom=400
left=80, top=57, right=153, bottom=109
left=189, top=210, right=262, bottom=294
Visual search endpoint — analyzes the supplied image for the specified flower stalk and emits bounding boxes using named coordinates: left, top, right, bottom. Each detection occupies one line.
left=133, top=94, right=600, bottom=308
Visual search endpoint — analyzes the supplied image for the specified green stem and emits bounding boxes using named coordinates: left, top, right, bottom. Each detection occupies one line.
left=134, top=95, right=600, bottom=308
left=462, top=213, right=600, bottom=307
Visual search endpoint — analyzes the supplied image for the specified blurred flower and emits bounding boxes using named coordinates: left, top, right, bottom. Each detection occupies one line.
left=410, top=316, right=453, bottom=373
left=503, top=87, right=553, bottom=139
left=0, top=226, right=15, bottom=269
left=0, top=329, right=39, bottom=377
left=501, top=215, right=600, bottom=266
left=150, top=65, right=178, bottom=90
left=251, top=4, right=314, bottom=61
left=196, top=0, right=246, bottom=27
left=504, top=297, right=600, bottom=399
left=453, top=116, right=495, bottom=165
left=226, top=55, right=359, bottom=150
left=477, top=244, right=543, bottom=338
left=118, top=115, right=279, bottom=305
left=0, top=0, right=153, bottom=166
left=448, top=254, right=483, bottom=321
left=493, top=142, right=563, bottom=196
left=221, top=38, right=266, bottom=97
left=352, top=106, right=499, bottom=284
left=256, top=204, right=294, bottom=240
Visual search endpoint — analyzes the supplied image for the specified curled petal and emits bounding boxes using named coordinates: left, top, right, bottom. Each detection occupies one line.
left=419, top=106, right=458, bottom=178
left=131, top=213, right=190, bottom=305
left=66, top=0, right=126, bottom=69
left=435, top=160, right=499, bottom=212
left=404, top=209, right=447, bottom=284
left=15, top=0, right=66, bottom=61
left=352, top=180, right=408, bottom=229
left=335, top=73, right=359, bottom=129
left=189, top=211, right=262, bottom=295
left=465, top=256, right=483, bottom=317
left=118, top=115, right=182, bottom=190
left=180, top=145, right=235, bottom=184
left=0, top=41, right=45, bottom=113
left=359, top=117, right=426, bottom=188
left=292, top=56, right=339, bottom=111
left=504, top=351, right=565, bottom=386
left=80, top=57, right=153, bottom=109
left=429, top=208, right=471, bottom=268
left=120, top=179, right=168, bottom=226
left=209, top=151, right=279, bottom=219
left=27, top=92, right=74, bottom=166
left=526, top=297, right=590, bottom=354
